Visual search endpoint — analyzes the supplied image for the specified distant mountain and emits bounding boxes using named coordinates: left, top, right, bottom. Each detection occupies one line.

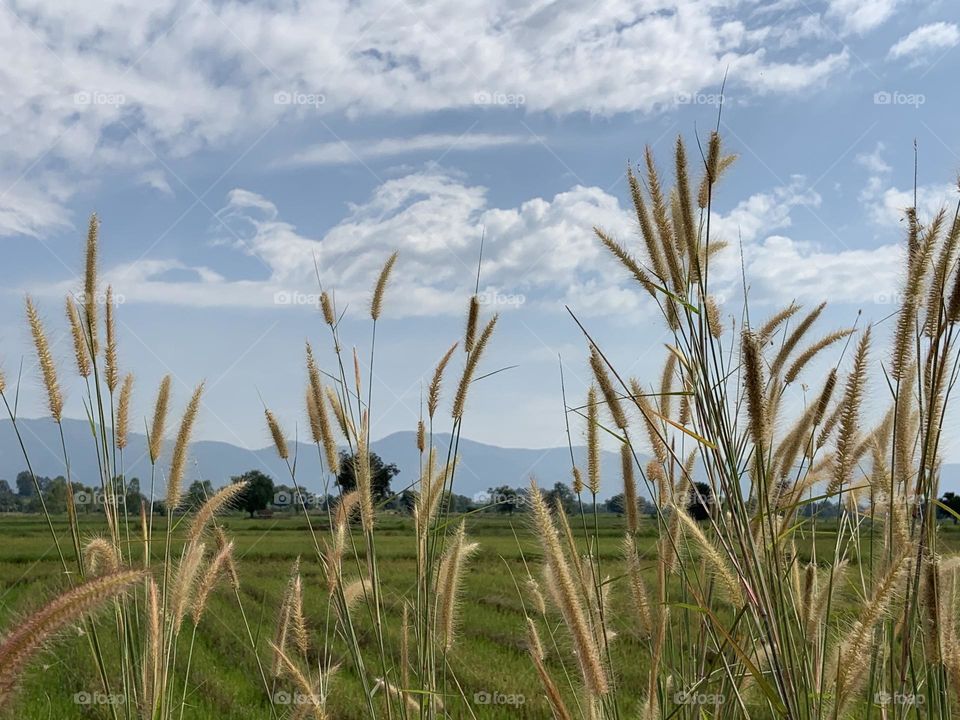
left=0, top=418, right=631, bottom=502
left=2, top=417, right=956, bottom=502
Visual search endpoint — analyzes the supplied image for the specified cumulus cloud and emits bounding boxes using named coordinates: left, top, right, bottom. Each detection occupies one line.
left=828, top=0, right=901, bottom=34
left=0, top=0, right=854, bottom=238
left=33, top=166, right=906, bottom=318
left=889, top=22, right=959, bottom=61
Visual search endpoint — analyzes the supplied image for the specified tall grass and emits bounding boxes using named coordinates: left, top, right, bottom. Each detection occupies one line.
left=2, top=130, right=960, bottom=720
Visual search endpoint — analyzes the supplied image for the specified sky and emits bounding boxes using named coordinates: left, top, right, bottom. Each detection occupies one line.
left=1, top=0, right=959, bottom=460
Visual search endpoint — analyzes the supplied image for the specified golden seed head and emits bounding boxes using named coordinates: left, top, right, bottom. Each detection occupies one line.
left=149, top=375, right=172, bottom=463
left=168, top=382, right=204, bottom=509
left=116, top=373, right=134, bottom=449
left=265, top=409, right=288, bottom=460
left=370, top=251, right=398, bottom=321
left=25, top=296, right=63, bottom=422
left=66, top=296, right=91, bottom=378
left=104, top=286, right=118, bottom=392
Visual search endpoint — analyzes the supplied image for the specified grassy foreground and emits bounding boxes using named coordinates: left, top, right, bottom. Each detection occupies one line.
left=2, top=513, right=958, bottom=719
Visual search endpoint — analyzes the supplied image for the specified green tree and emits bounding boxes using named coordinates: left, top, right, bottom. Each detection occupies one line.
left=687, top=482, right=714, bottom=521
left=940, top=492, right=960, bottom=524
left=232, top=470, right=275, bottom=518
left=185, top=480, right=215, bottom=510
left=546, top=482, right=576, bottom=514
left=487, top=485, right=521, bottom=515
left=336, top=451, right=399, bottom=503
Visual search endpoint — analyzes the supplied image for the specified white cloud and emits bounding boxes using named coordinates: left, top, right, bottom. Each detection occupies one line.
left=0, top=0, right=854, bottom=238
left=828, top=0, right=902, bottom=34
left=32, top=167, right=909, bottom=318
left=279, top=133, right=538, bottom=167
left=889, top=22, right=959, bottom=61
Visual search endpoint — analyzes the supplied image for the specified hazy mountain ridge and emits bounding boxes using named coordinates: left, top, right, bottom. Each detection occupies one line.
left=2, top=418, right=957, bottom=502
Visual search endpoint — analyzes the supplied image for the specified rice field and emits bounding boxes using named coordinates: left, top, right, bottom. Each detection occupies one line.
left=2, top=513, right=958, bottom=719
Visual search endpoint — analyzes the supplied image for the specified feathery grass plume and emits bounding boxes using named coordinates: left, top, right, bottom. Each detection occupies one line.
left=528, top=626, right=574, bottom=720
left=741, top=331, right=766, bottom=450
left=623, top=534, right=653, bottom=635
left=115, top=373, right=133, bottom=450
left=270, top=642, right=326, bottom=719
left=630, top=380, right=669, bottom=468
left=370, top=250, right=398, bottom=321
left=65, top=296, right=91, bottom=377
left=272, top=559, right=300, bottom=673
left=104, top=285, right=119, bottom=392
left=320, top=291, right=336, bottom=326
left=325, top=386, right=353, bottom=440
left=892, top=209, right=937, bottom=379
left=528, top=478, right=608, bottom=696
left=925, top=211, right=960, bottom=335
left=437, top=520, right=479, bottom=650
left=374, top=677, right=421, bottom=714
left=427, top=341, right=458, bottom=418
left=783, top=329, right=854, bottom=384
left=142, top=577, right=161, bottom=711
left=265, top=408, right=288, bottom=460
left=305, top=343, right=340, bottom=474
left=571, top=466, right=584, bottom=494
left=416, top=418, right=425, bottom=452
left=659, top=350, right=678, bottom=420
left=82, top=537, right=119, bottom=575
left=170, top=541, right=205, bottom=634
left=621, top=444, right=638, bottom=534
left=775, top=370, right=837, bottom=482
left=526, top=575, right=547, bottom=616
left=400, top=601, right=411, bottom=692
left=673, top=507, right=743, bottom=606
left=167, top=382, right=204, bottom=510
left=705, top=295, right=723, bottom=338
left=758, top=302, right=801, bottom=344
left=770, top=301, right=825, bottom=377
left=674, top=135, right=697, bottom=268
left=593, top=226, right=656, bottom=297
left=827, top=328, right=871, bottom=497
left=464, top=295, right=480, bottom=353
left=306, top=388, right=323, bottom=443
left=586, top=384, right=601, bottom=494
left=590, top=346, right=627, bottom=429
left=627, top=164, right=670, bottom=287
left=289, top=573, right=308, bottom=655
left=697, top=131, right=736, bottom=209
left=0, top=568, right=145, bottom=702
left=187, top=482, right=246, bottom=543
left=337, top=579, right=372, bottom=624
left=25, top=296, right=63, bottom=422
left=83, top=214, right=99, bottom=355
left=148, top=375, right=172, bottom=463
left=451, top=314, right=498, bottom=418
left=922, top=556, right=944, bottom=664
left=830, top=549, right=909, bottom=716
left=645, top=146, right=684, bottom=294
left=192, top=539, right=236, bottom=625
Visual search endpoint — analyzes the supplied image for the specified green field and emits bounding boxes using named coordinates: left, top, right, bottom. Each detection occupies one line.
left=1, top=513, right=958, bottom=719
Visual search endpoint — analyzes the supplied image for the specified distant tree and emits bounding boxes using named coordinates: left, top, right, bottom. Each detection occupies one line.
left=16, top=471, right=36, bottom=497
left=940, top=492, right=960, bottom=524
left=185, top=480, right=215, bottom=510
left=233, top=470, right=275, bottom=518
left=606, top=493, right=626, bottom=515
left=487, top=485, right=521, bottom=515
left=43, top=476, right=69, bottom=514
left=0, top=480, right=15, bottom=512
left=687, top=482, right=714, bottom=521
left=546, top=482, right=576, bottom=514
left=336, top=451, right=399, bottom=503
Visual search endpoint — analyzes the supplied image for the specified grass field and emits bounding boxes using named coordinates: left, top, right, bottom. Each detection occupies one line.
left=2, top=512, right=958, bottom=719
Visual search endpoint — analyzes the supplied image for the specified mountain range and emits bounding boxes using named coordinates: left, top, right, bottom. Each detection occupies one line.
left=0, top=417, right=629, bottom=502
left=2, top=417, right=957, bottom=502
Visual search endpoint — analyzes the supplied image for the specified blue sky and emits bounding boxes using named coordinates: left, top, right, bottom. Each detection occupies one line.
left=1, top=0, right=960, bottom=458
